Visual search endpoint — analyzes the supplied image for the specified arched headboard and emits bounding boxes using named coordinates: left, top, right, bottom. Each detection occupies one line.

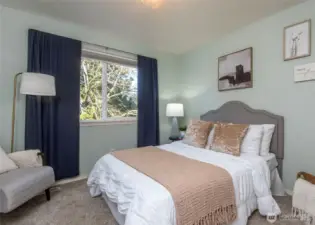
left=201, top=101, right=284, bottom=178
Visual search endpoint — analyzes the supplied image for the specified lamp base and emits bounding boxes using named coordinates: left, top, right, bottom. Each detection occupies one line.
left=170, top=117, right=180, bottom=138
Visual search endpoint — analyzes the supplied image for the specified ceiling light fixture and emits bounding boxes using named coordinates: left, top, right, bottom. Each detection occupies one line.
left=141, top=0, right=164, bottom=9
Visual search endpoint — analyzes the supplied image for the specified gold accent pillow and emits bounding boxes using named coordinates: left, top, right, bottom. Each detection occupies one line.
left=211, top=123, right=249, bottom=156
left=205, top=122, right=233, bottom=149
left=183, top=120, right=213, bottom=148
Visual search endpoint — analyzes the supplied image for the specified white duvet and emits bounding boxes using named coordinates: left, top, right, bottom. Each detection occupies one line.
left=88, top=142, right=281, bottom=225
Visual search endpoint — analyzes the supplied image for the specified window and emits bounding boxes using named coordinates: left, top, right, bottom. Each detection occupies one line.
left=80, top=44, right=138, bottom=124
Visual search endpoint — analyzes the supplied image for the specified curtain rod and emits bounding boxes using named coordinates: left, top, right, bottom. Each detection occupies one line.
left=83, top=41, right=138, bottom=57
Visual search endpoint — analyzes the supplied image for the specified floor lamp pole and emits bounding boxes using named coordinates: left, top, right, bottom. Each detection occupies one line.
left=11, top=73, right=23, bottom=153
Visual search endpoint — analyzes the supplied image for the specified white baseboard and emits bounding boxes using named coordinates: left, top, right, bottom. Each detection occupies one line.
left=285, top=189, right=293, bottom=196
left=55, top=175, right=88, bottom=186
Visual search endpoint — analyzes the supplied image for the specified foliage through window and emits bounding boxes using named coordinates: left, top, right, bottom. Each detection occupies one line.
left=80, top=57, right=138, bottom=121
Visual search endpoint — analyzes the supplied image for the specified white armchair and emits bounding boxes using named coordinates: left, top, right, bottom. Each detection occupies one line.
left=0, top=150, right=55, bottom=213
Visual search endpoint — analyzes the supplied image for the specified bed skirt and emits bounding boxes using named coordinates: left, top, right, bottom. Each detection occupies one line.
left=102, top=193, right=258, bottom=225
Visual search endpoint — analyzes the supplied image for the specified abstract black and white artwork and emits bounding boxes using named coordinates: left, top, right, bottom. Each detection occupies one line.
left=218, top=47, right=253, bottom=91
left=284, top=20, right=311, bottom=61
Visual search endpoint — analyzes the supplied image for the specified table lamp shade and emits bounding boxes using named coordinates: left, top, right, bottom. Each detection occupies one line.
left=20, top=72, right=56, bottom=96
left=166, top=103, right=184, bottom=117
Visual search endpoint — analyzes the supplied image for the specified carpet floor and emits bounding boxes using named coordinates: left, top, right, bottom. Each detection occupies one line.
left=0, top=180, right=303, bottom=225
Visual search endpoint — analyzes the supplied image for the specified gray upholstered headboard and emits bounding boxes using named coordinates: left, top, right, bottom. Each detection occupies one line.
left=201, top=101, right=284, bottom=178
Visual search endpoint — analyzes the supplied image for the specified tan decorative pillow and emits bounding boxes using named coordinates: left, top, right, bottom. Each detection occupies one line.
left=205, top=122, right=233, bottom=148
left=8, top=150, right=43, bottom=168
left=211, top=123, right=249, bottom=156
left=183, top=120, right=213, bottom=148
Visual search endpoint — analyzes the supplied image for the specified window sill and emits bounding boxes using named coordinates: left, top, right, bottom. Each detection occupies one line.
left=80, top=119, right=137, bottom=127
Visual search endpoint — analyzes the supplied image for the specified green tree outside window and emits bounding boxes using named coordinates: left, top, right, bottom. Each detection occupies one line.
left=80, top=58, right=138, bottom=120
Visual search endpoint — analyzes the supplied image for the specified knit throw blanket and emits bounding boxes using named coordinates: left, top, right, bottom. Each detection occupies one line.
left=293, top=178, right=315, bottom=224
left=112, top=146, right=237, bottom=225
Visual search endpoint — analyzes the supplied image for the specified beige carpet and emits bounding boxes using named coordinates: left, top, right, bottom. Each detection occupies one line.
left=0, top=180, right=303, bottom=225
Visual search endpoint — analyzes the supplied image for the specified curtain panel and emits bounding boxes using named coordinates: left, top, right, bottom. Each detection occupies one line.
left=137, top=55, right=160, bottom=147
left=25, top=29, right=82, bottom=180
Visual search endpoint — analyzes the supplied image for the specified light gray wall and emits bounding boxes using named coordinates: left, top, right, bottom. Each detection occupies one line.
left=80, top=124, right=137, bottom=174
left=0, top=6, right=179, bottom=175
left=178, top=0, right=315, bottom=190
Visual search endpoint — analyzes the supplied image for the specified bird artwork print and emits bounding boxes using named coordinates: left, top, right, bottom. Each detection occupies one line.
left=290, top=31, right=303, bottom=57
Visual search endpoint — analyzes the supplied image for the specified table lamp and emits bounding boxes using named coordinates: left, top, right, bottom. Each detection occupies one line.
left=166, top=103, right=184, bottom=139
left=11, top=72, right=56, bottom=152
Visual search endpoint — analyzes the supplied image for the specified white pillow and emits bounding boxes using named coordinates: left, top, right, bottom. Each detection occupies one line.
left=8, top=150, right=43, bottom=168
left=260, top=124, right=276, bottom=156
left=241, top=125, right=263, bottom=155
left=0, top=146, right=18, bottom=174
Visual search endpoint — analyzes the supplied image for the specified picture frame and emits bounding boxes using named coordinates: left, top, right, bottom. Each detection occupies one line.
left=284, top=20, right=311, bottom=61
left=294, top=62, right=315, bottom=83
left=218, top=47, right=253, bottom=92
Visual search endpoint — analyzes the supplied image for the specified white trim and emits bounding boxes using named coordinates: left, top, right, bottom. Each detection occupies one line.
left=101, top=61, right=108, bottom=120
left=82, top=42, right=137, bottom=67
left=80, top=118, right=137, bottom=127
left=82, top=42, right=137, bottom=60
left=54, top=175, right=88, bottom=186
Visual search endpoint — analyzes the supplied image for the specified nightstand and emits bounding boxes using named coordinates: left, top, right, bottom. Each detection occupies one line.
left=169, top=137, right=183, bottom=142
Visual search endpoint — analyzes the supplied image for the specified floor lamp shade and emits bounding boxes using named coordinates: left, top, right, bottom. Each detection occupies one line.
left=11, top=72, right=56, bottom=153
left=20, top=73, right=56, bottom=96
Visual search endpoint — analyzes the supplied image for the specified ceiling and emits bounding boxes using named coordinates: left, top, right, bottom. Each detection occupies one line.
left=0, top=0, right=308, bottom=54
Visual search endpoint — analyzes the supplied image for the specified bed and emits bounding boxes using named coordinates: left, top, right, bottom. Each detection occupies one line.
left=88, top=101, right=285, bottom=225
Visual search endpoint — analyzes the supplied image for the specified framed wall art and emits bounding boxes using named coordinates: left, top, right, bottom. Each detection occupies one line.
left=218, top=47, right=253, bottom=91
left=284, top=20, right=311, bottom=61
left=294, top=62, right=315, bottom=82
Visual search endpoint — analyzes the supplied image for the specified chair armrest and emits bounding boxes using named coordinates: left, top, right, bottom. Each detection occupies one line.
left=37, top=152, right=47, bottom=166
left=297, top=172, right=315, bottom=185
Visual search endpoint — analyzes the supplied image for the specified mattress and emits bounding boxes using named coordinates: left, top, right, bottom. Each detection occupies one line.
left=88, top=142, right=281, bottom=225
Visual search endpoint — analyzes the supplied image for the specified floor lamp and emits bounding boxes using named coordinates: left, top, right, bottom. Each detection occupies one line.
left=11, top=72, right=56, bottom=153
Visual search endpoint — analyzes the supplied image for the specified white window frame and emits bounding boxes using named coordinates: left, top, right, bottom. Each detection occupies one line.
left=80, top=44, right=138, bottom=126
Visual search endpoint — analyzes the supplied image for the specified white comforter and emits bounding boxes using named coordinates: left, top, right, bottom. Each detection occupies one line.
left=88, top=142, right=281, bottom=225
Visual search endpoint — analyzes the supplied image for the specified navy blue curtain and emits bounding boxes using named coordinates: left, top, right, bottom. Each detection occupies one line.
left=25, top=29, right=81, bottom=180
left=137, top=55, right=160, bottom=147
